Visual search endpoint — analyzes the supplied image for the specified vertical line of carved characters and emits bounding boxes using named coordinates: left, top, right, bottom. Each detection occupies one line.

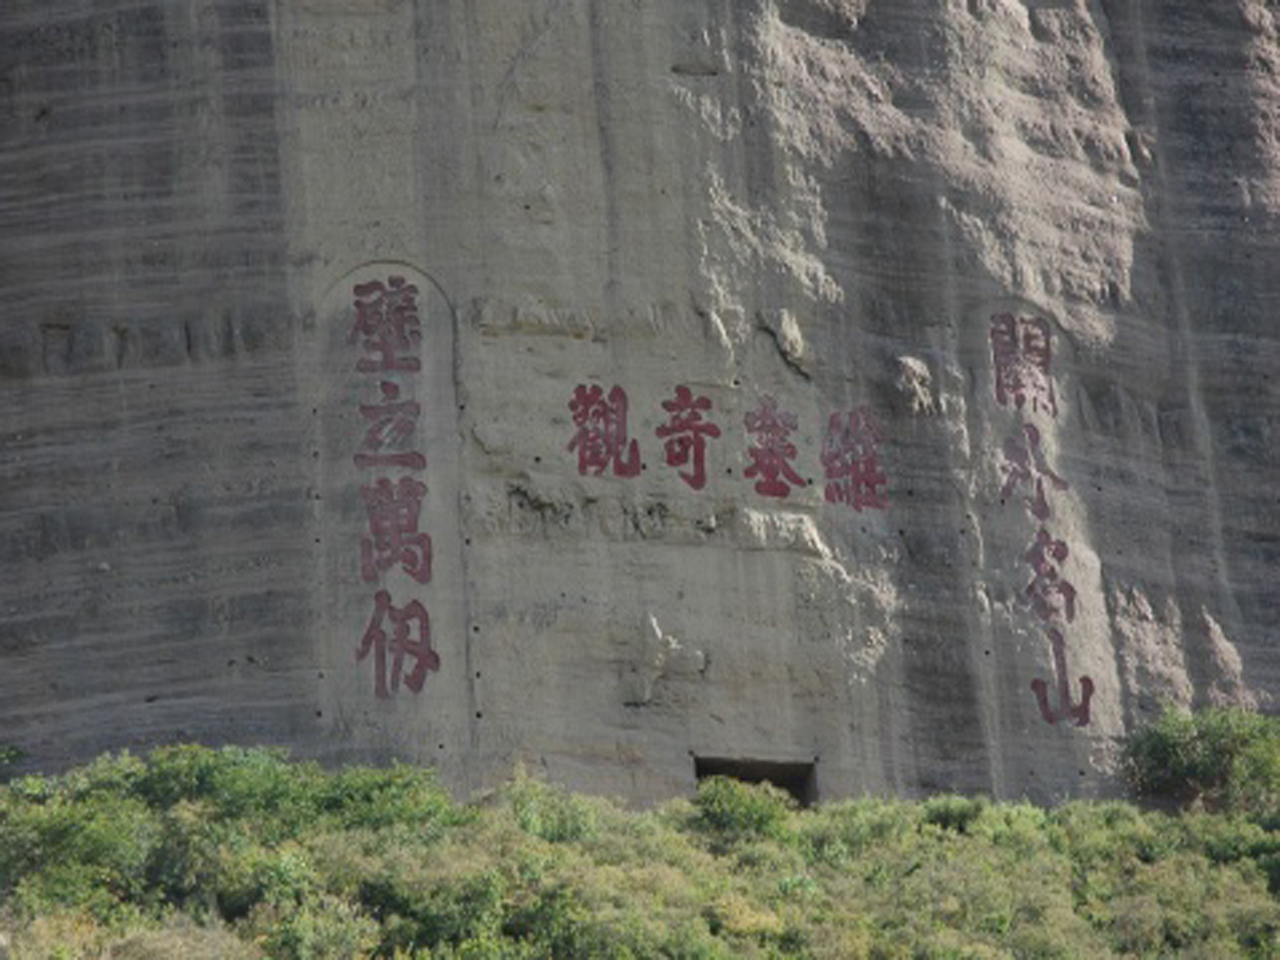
left=348, top=274, right=435, bottom=699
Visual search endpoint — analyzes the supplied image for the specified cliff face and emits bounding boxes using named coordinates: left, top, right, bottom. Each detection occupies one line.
left=2, top=0, right=1277, bottom=803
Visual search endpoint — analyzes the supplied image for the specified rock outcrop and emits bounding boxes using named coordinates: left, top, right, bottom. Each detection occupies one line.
left=2, top=0, right=1277, bottom=804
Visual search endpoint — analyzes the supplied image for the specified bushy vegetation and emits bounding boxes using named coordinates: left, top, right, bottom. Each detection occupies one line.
left=1123, top=705, right=1280, bottom=821
left=0, top=719, right=1278, bottom=958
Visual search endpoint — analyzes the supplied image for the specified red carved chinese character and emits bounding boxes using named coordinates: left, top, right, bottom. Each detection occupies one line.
left=990, top=313, right=1056, bottom=416
left=567, top=384, right=641, bottom=477
left=1000, top=423, right=1067, bottom=521
left=356, top=590, right=439, bottom=698
left=744, top=395, right=805, bottom=498
left=821, top=407, right=889, bottom=512
left=1024, top=529, right=1077, bottom=624
left=350, top=276, right=421, bottom=373
left=1031, top=627, right=1094, bottom=727
left=360, top=477, right=432, bottom=584
left=353, top=381, right=427, bottom=471
left=655, top=385, right=720, bottom=490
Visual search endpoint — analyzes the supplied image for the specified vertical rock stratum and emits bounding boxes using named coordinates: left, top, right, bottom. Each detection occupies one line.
left=1, top=0, right=1277, bottom=804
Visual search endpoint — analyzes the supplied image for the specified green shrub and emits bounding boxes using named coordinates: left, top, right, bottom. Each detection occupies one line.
left=1123, top=705, right=1280, bottom=818
left=322, top=762, right=461, bottom=834
left=506, top=771, right=600, bottom=843
left=0, top=788, right=160, bottom=918
left=91, top=913, right=261, bottom=960
left=0, top=743, right=27, bottom=768
left=502, top=883, right=600, bottom=958
left=143, top=799, right=226, bottom=910
left=137, top=745, right=327, bottom=841
left=358, top=866, right=508, bottom=954
left=243, top=893, right=379, bottom=960
left=922, top=794, right=989, bottom=835
left=796, top=796, right=917, bottom=867
left=693, top=777, right=795, bottom=844
left=967, top=802, right=1051, bottom=858
left=5, top=744, right=1280, bottom=959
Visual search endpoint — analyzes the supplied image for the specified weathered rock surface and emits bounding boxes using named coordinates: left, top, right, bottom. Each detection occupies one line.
left=1, top=0, right=1277, bottom=804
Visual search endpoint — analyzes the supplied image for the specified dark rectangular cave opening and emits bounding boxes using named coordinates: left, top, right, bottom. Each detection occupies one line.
left=693, top=756, right=818, bottom=808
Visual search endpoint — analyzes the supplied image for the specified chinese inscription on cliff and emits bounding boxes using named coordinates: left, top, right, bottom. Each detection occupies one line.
left=991, top=312, right=1092, bottom=726
left=349, top=278, right=440, bottom=698
left=563, top=384, right=891, bottom=511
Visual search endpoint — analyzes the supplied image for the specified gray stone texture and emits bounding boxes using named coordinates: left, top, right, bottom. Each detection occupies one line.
left=1, top=0, right=1277, bottom=804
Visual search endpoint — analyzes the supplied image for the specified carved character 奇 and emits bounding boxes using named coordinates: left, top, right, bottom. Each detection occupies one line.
left=656, top=385, right=720, bottom=490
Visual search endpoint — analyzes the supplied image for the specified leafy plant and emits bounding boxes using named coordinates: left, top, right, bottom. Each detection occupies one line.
left=922, top=794, right=988, bottom=834
left=0, top=743, right=26, bottom=766
left=1123, top=705, right=1280, bottom=818
left=2, top=742, right=1280, bottom=958
left=507, top=769, right=600, bottom=843
left=693, top=776, right=795, bottom=844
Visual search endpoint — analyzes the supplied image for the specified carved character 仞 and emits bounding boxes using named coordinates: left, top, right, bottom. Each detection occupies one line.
left=356, top=590, right=439, bottom=698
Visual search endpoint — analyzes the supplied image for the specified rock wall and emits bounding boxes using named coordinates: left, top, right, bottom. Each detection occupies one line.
left=1, top=0, right=1277, bottom=804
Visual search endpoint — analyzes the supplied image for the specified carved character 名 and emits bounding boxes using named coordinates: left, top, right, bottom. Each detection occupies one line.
left=356, top=590, right=439, bottom=698
left=821, top=407, right=889, bottom=512
left=656, top=385, right=720, bottom=490
left=1024, top=528, right=1077, bottom=624
left=743, top=395, right=806, bottom=498
left=990, top=313, right=1056, bottom=416
left=360, top=477, right=432, bottom=584
left=350, top=276, right=422, bottom=373
left=353, top=381, right=427, bottom=471
left=567, top=384, right=641, bottom=477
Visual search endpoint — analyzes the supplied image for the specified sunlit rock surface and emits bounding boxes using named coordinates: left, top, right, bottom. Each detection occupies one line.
left=2, top=0, right=1277, bottom=804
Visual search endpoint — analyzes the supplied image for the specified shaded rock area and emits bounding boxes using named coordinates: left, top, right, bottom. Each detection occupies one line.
left=1, top=0, right=1277, bottom=804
